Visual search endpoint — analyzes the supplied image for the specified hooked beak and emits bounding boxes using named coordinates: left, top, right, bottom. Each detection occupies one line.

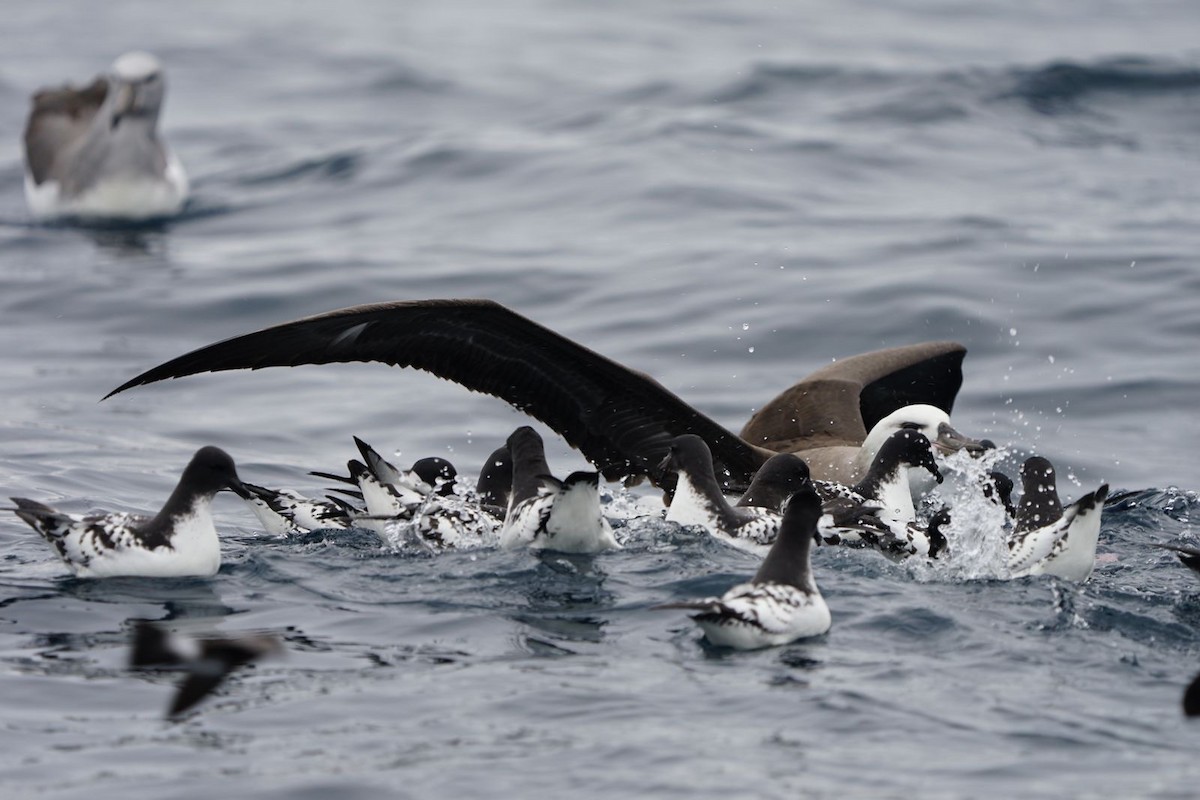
left=655, top=450, right=676, bottom=477
left=934, top=422, right=991, bottom=458
left=224, top=475, right=251, bottom=499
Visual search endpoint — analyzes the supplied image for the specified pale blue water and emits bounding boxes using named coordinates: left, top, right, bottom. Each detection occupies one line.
left=1, top=2, right=1199, bottom=797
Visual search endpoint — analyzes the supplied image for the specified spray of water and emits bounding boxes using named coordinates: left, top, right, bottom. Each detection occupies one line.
left=908, top=446, right=1014, bottom=583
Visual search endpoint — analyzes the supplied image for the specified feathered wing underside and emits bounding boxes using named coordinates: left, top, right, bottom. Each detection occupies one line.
left=106, top=299, right=767, bottom=488
left=740, top=342, right=966, bottom=451
left=23, top=78, right=108, bottom=185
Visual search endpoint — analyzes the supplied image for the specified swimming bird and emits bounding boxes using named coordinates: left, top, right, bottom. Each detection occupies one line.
left=665, top=434, right=791, bottom=546
left=23, top=51, right=188, bottom=221
left=130, top=621, right=282, bottom=717
left=10, top=446, right=244, bottom=578
left=662, top=434, right=884, bottom=552
left=1007, top=457, right=1109, bottom=581
left=499, top=426, right=619, bottom=554
left=352, top=436, right=457, bottom=499
left=236, top=483, right=351, bottom=535
left=103, top=299, right=981, bottom=492
left=815, top=430, right=945, bottom=557
left=657, top=485, right=831, bottom=649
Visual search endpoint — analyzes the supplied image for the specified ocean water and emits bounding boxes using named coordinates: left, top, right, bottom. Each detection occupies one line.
left=1, top=2, right=1199, bottom=797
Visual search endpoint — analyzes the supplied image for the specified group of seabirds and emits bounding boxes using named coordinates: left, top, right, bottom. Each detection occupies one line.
left=7, top=52, right=1193, bottom=716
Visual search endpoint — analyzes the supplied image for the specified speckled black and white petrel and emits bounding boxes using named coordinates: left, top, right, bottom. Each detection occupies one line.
left=664, top=434, right=792, bottom=547
left=237, top=483, right=352, bottom=536
left=23, top=52, right=188, bottom=220
left=1007, top=456, right=1109, bottom=581
left=816, top=429, right=945, bottom=557
left=657, top=485, right=831, bottom=650
left=664, top=434, right=894, bottom=554
left=11, top=446, right=244, bottom=578
left=130, top=620, right=282, bottom=717
left=104, top=299, right=983, bottom=492
left=498, top=427, right=619, bottom=554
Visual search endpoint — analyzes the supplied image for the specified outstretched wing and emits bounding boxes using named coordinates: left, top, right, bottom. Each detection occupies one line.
left=105, top=299, right=768, bottom=488
left=739, top=341, right=966, bottom=451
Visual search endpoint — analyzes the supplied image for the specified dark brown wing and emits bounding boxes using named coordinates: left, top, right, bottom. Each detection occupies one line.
left=23, top=77, right=108, bottom=184
left=105, top=299, right=768, bottom=488
left=740, top=341, right=966, bottom=451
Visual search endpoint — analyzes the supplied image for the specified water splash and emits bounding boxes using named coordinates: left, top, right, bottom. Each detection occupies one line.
left=908, top=447, right=1013, bottom=582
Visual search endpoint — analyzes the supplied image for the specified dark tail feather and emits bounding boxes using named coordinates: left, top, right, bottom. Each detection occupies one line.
left=130, top=621, right=185, bottom=668
left=169, top=668, right=232, bottom=718
left=10, top=497, right=63, bottom=535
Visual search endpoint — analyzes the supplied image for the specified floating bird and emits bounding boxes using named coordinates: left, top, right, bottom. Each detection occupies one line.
left=816, top=430, right=945, bottom=557
left=235, top=483, right=351, bottom=535
left=664, top=434, right=793, bottom=546
left=1007, top=456, right=1109, bottom=581
left=498, top=426, right=619, bottom=554
left=657, top=485, right=831, bottom=650
left=23, top=51, right=188, bottom=221
left=130, top=620, right=282, bottom=717
left=10, top=446, right=244, bottom=578
left=666, top=433, right=920, bottom=556
left=103, top=299, right=982, bottom=492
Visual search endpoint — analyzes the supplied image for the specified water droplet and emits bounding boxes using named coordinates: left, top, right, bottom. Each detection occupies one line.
left=742, top=323, right=750, bottom=331
left=747, top=346, right=755, bottom=353
left=1009, top=328, right=1017, bottom=336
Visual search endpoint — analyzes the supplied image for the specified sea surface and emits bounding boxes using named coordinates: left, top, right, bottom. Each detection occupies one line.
left=1, top=2, right=1199, bottom=797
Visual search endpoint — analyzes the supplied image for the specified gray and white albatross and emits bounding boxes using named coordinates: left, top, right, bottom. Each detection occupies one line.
left=105, top=299, right=982, bottom=492
left=22, top=51, right=188, bottom=221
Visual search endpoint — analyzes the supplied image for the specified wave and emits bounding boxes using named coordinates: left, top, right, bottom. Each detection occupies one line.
left=1006, top=57, right=1200, bottom=114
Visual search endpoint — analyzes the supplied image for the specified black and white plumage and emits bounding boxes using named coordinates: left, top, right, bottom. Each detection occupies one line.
left=11, top=446, right=244, bottom=578
left=1007, top=459, right=1109, bottom=581
left=664, top=434, right=897, bottom=555
left=498, top=427, right=618, bottom=554
left=657, top=485, right=831, bottom=650
left=104, top=299, right=973, bottom=492
left=815, top=430, right=945, bottom=558
left=23, top=51, right=188, bottom=220
left=235, top=483, right=351, bottom=535
left=985, top=470, right=1017, bottom=518
left=130, top=621, right=282, bottom=717
left=663, top=434, right=789, bottom=547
